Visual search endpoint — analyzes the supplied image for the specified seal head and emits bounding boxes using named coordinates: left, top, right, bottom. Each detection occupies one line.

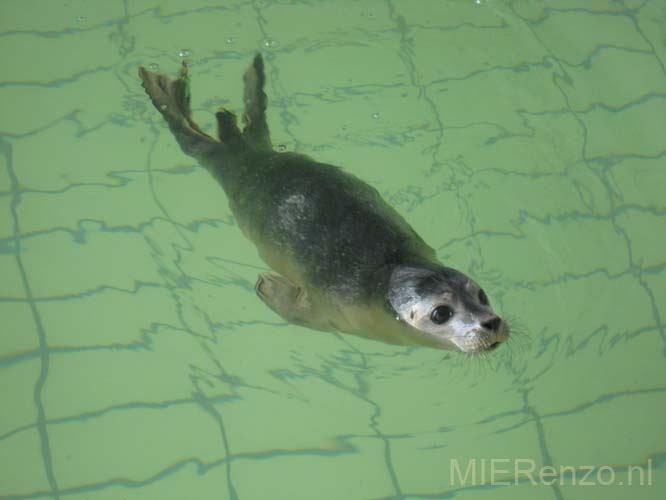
left=387, top=265, right=508, bottom=353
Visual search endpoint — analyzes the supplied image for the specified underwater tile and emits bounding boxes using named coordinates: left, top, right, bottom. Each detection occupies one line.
left=280, top=86, right=440, bottom=193
left=17, top=180, right=162, bottom=237
left=428, top=64, right=566, bottom=134
left=524, top=323, right=666, bottom=417
left=450, top=481, right=556, bottom=500
left=531, top=10, right=647, bottom=65
left=442, top=216, right=630, bottom=287
left=147, top=166, right=232, bottom=227
left=409, top=20, right=545, bottom=85
left=0, top=0, right=123, bottom=32
left=59, top=460, right=232, bottom=500
left=42, top=327, right=232, bottom=421
left=0, top=27, right=122, bottom=84
left=147, top=127, right=213, bottom=173
left=391, top=420, right=545, bottom=496
left=38, top=285, right=181, bottom=349
left=635, top=0, right=666, bottom=72
left=502, top=273, right=658, bottom=384
left=615, top=210, right=666, bottom=271
left=174, top=219, right=262, bottom=284
left=0, top=302, right=39, bottom=360
left=365, top=352, right=523, bottom=436
left=402, top=191, right=464, bottom=255
left=11, top=122, right=153, bottom=193
left=216, top=379, right=375, bottom=456
left=611, top=156, right=666, bottom=212
left=0, top=69, right=136, bottom=136
left=232, top=436, right=395, bottom=500
left=179, top=278, right=264, bottom=332
left=129, top=0, right=248, bottom=18
left=582, top=97, right=666, bottom=159
left=563, top=50, right=666, bottom=112
left=0, top=252, right=24, bottom=298
left=642, top=269, right=666, bottom=355
left=259, top=0, right=393, bottom=43
left=0, top=357, right=39, bottom=438
left=512, top=0, right=628, bottom=22
left=541, top=391, right=666, bottom=467
left=395, top=0, right=508, bottom=28
left=643, top=269, right=666, bottom=322
left=440, top=112, right=584, bottom=176
left=0, top=156, right=10, bottom=194
left=20, top=228, right=161, bottom=297
left=0, top=428, right=51, bottom=497
left=129, top=5, right=262, bottom=66
left=0, top=196, right=13, bottom=240
left=48, top=404, right=226, bottom=491
left=275, top=42, right=408, bottom=95
left=200, top=320, right=366, bottom=400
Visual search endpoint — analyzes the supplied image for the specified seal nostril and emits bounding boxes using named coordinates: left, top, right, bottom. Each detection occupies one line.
left=482, top=316, right=501, bottom=332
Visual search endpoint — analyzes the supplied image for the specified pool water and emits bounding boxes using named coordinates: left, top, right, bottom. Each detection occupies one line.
left=1, top=1, right=664, bottom=499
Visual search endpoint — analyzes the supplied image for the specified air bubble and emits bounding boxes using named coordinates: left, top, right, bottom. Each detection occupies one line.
left=226, top=36, right=236, bottom=45
left=261, top=38, right=279, bottom=49
left=178, top=48, right=190, bottom=58
left=372, top=112, right=380, bottom=119
left=277, top=144, right=287, bottom=152
left=148, top=63, right=160, bottom=71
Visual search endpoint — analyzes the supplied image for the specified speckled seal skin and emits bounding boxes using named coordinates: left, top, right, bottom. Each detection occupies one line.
left=138, top=54, right=509, bottom=353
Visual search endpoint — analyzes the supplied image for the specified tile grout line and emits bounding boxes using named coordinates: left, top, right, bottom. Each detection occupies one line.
left=520, top=389, right=564, bottom=500
left=1, top=139, right=59, bottom=499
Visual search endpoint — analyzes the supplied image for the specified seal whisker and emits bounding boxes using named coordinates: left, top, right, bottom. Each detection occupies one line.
left=501, top=314, right=531, bottom=354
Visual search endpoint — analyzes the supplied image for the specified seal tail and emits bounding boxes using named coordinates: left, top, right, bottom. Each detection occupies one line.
left=139, top=61, right=222, bottom=163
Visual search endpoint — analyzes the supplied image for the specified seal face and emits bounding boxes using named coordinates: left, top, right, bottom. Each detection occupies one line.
left=388, top=266, right=508, bottom=352
left=138, top=54, right=510, bottom=353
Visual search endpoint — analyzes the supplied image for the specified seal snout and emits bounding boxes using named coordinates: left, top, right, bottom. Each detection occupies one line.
left=481, top=316, right=501, bottom=332
left=479, top=315, right=510, bottom=353
left=482, top=316, right=503, bottom=351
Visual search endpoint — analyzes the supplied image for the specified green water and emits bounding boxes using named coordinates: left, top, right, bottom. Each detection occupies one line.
left=1, top=0, right=664, bottom=499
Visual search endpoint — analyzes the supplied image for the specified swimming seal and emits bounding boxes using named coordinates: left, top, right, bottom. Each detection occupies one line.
left=138, top=55, right=509, bottom=353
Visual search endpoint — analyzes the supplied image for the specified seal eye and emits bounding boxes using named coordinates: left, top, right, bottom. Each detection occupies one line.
left=478, top=289, right=489, bottom=306
left=431, top=305, right=454, bottom=325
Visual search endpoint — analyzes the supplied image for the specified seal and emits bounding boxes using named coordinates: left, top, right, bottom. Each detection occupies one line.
left=138, top=55, right=509, bottom=353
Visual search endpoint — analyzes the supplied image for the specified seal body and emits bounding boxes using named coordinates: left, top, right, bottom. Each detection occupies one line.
left=139, top=55, right=509, bottom=353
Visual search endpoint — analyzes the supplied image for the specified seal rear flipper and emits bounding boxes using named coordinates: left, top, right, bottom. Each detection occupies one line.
left=138, top=62, right=220, bottom=162
left=255, top=273, right=333, bottom=332
left=242, top=54, right=272, bottom=151
left=215, top=108, right=244, bottom=150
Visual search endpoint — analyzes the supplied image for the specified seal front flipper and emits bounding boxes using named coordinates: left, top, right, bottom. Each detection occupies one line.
left=138, top=61, right=220, bottom=161
left=242, top=54, right=272, bottom=150
left=255, top=273, right=333, bottom=332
